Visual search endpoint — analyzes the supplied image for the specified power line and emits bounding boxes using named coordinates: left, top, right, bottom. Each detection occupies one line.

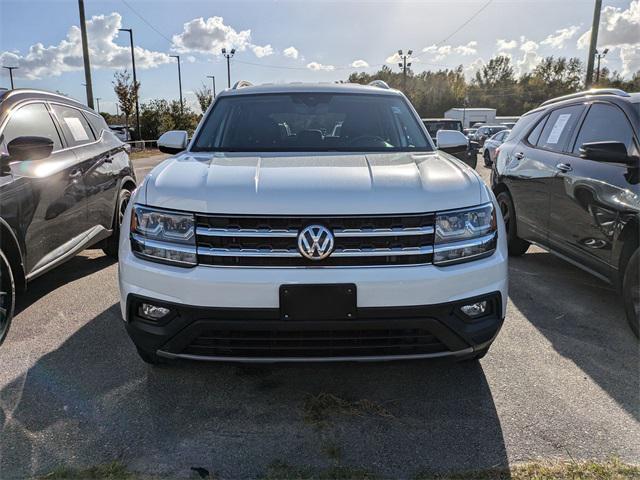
left=120, top=0, right=174, bottom=45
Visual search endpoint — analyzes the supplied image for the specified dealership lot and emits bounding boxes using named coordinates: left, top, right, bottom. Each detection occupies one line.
left=0, top=155, right=638, bottom=479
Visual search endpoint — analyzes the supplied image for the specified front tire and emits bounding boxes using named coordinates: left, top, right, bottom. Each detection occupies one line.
left=623, top=248, right=639, bottom=338
left=102, top=188, right=132, bottom=259
left=0, top=250, right=15, bottom=347
left=483, top=150, right=492, bottom=167
left=496, top=191, right=530, bottom=256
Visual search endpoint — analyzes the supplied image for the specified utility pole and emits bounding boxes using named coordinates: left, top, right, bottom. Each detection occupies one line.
left=397, top=49, right=412, bottom=92
left=2, top=66, right=18, bottom=89
left=585, top=0, right=602, bottom=88
left=118, top=28, right=141, bottom=141
left=207, top=75, right=216, bottom=98
left=78, top=0, right=94, bottom=109
left=96, top=97, right=101, bottom=113
left=169, top=55, right=184, bottom=115
left=595, top=48, right=609, bottom=83
left=221, top=48, right=235, bottom=88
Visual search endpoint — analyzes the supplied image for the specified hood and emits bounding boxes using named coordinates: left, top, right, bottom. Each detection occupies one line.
left=143, top=151, right=486, bottom=215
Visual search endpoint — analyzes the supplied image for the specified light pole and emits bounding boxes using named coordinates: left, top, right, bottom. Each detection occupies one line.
left=221, top=48, right=235, bottom=88
left=118, top=28, right=141, bottom=141
left=595, top=48, right=609, bottom=83
left=2, top=66, right=18, bottom=89
left=78, top=0, right=94, bottom=108
left=585, top=0, right=603, bottom=87
left=169, top=55, right=184, bottom=115
left=96, top=97, right=101, bottom=113
left=397, top=49, right=412, bottom=92
left=207, top=75, right=216, bottom=98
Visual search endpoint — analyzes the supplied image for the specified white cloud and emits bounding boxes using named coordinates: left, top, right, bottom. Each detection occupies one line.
left=454, top=41, right=478, bottom=56
left=283, top=46, right=299, bottom=59
left=351, top=59, right=369, bottom=68
left=578, top=0, right=640, bottom=49
left=541, top=25, right=580, bottom=49
left=172, top=16, right=251, bottom=54
left=0, top=12, right=170, bottom=79
left=496, top=39, right=518, bottom=51
left=464, top=57, right=485, bottom=79
left=517, top=39, right=542, bottom=74
left=251, top=44, right=274, bottom=58
left=620, top=43, right=640, bottom=76
left=386, top=52, right=402, bottom=64
left=186, top=55, right=196, bottom=63
left=306, top=61, right=335, bottom=71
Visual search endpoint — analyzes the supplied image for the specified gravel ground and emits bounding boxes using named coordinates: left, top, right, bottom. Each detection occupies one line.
left=0, top=154, right=637, bottom=479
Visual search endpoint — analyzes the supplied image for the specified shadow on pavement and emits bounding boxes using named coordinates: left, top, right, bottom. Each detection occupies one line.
left=0, top=303, right=509, bottom=479
left=508, top=250, right=639, bottom=421
left=14, top=249, right=114, bottom=316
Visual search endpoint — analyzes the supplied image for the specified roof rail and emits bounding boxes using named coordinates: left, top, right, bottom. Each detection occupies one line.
left=232, top=80, right=254, bottom=90
left=540, top=88, right=630, bottom=107
left=368, top=80, right=390, bottom=89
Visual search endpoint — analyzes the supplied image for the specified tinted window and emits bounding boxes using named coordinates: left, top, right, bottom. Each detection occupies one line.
left=1, top=102, right=62, bottom=151
left=572, top=103, right=635, bottom=154
left=509, top=111, right=542, bottom=141
left=423, top=120, right=463, bottom=137
left=537, top=105, right=584, bottom=152
left=193, top=93, right=432, bottom=152
left=84, top=111, right=108, bottom=138
left=51, top=104, right=96, bottom=147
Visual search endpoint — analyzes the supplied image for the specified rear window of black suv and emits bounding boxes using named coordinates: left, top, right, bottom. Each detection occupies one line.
left=192, top=93, right=433, bottom=153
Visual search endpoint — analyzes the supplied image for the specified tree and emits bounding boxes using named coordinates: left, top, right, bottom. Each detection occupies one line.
left=113, top=70, right=139, bottom=133
left=194, top=84, right=213, bottom=113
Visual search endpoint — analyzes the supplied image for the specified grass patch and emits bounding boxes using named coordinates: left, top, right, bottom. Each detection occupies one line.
left=129, top=148, right=163, bottom=160
left=415, top=458, right=640, bottom=480
left=40, top=461, right=141, bottom=479
left=262, top=461, right=376, bottom=480
left=303, top=393, right=394, bottom=426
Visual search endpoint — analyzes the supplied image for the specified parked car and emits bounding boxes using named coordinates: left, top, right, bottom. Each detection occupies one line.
left=464, top=128, right=477, bottom=138
left=471, top=122, right=486, bottom=128
left=119, top=81, right=508, bottom=365
left=491, top=88, right=640, bottom=336
left=500, top=122, right=517, bottom=129
left=422, top=118, right=464, bottom=140
left=475, top=125, right=509, bottom=147
left=109, top=124, right=133, bottom=143
left=0, top=89, right=136, bottom=345
left=482, top=129, right=511, bottom=167
left=423, top=119, right=477, bottom=168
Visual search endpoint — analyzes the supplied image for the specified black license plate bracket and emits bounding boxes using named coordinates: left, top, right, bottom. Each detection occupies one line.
left=279, top=284, right=357, bottom=321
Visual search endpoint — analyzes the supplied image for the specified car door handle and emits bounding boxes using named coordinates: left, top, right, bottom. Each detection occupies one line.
left=556, top=163, right=573, bottom=172
left=514, top=152, right=524, bottom=160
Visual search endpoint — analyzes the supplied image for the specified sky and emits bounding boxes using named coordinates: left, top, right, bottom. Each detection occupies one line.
left=1, top=0, right=638, bottom=114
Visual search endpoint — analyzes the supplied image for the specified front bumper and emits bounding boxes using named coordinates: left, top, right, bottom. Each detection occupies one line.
left=126, top=292, right=503, bottom=362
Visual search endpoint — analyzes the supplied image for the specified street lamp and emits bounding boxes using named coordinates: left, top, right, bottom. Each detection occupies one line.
left=2, top=66, right=18, bottom=89
left=595, top=48, right=609, bottom=83
left=118, top=28, right=141, bottom=141
left=169, top=55, right=184, bottom=115
left=397, top=49, right=412, bottom=92
left=207, top=75, right=216, bottom=98
left=221, top=48, right=235, bottom=88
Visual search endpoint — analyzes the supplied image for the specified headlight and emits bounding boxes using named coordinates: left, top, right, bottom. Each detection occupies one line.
left=130, top=205, right=197, bottom=266
left=434, top=203, right=497, bottom=265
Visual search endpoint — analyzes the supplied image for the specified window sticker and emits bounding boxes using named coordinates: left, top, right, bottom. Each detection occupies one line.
left=64, top=116, right=90, bottom=141
left=546, top=113, right=571, bottom=144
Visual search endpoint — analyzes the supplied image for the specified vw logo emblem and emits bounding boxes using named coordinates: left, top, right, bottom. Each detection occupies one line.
left=298, top=225, right=335, bottom=260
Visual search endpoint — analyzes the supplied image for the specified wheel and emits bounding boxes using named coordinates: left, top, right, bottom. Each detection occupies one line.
left=136, top=347, right=167, bottom=365
left=496, top=191, right=530, bottom=256
left=623, top=248, right=639, bottom=338
left=102, top=188, right=132, bottom=259
left=0, top=250, right=15, bottom=347
left=483, top=150, right=492, bottom=167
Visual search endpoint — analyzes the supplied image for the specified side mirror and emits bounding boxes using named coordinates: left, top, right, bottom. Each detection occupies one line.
left=158, top=130, right=188, bottom=154
left=436, top=130, right=468, bottom=153
left=6, top=136, right=54, bottom=162
left=579, top=141, right=635, bottom=165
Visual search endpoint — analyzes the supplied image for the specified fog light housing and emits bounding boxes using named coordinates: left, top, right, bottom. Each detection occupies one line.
left=139, top=303, right=171, bottom=321
left=460, top=301, right=488, bottom=318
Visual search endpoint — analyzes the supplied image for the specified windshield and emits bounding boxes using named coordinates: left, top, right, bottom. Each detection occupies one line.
left=192, top=93, right=432, bottom=152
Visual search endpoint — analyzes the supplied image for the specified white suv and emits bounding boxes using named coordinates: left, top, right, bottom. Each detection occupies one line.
left=118, top=82, right=508, bottom=364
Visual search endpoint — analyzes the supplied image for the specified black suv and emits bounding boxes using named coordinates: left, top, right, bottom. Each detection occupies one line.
left=0, top=89, right=136, bottom=345
left=491, top=89, right=640, bottom=335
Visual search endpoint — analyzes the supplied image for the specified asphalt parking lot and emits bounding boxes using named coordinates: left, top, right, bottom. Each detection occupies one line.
left=0, top=154, right=638, bottom=479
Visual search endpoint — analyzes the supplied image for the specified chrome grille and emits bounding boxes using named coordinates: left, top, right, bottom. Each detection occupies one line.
left=195, top=214, right=435, bottom=267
